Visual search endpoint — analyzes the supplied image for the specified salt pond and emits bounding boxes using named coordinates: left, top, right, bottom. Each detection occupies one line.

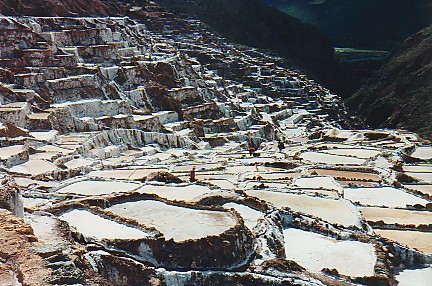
left=59, top=209, right=150, bottom=240
left=0, top=145, right=24, bottom=159
left=283, top=228, right=376, bottom=277
left=137, top=184, right=216, bottom=202
left=108, top=200, right=236, bottom=241
left=324, top=148, right=380, bottom=159
left=403, top=184, right=432, bottom=197
left=375, top=229, right=432, bottom=254
left=57, top=180, right=140, bottom=195
left=344, top=187, right=429, bottom=207
left=396, top=266, right=432, bottom=286
left=411, top=147, right=432, bottom=160
left=223, top=202, right=263, bottom=230
left=88, top=168, right=167, bottom=180
left=300, top=151, right=366, bottom=165
left=246, top=190, right=361, bottom=227
left=9, top=159, right=57, bottom=175
left=294, top=176, right=342, bottom=192
left=361, top=207, right=432, bottom=226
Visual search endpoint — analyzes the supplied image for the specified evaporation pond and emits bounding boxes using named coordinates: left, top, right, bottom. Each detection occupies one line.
left=108, top=200, right=236, bottom=241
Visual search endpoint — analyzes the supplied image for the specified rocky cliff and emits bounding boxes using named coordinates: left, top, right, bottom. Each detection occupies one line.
left=347, top=26, right=432, bottom=139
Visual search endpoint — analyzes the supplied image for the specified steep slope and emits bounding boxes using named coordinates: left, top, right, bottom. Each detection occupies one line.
left=0, top=0, right=112, bottom=16
left=347, top=26, right=432, bottom=139
left=265, top=0, right=432, bottom=50
left=152, top=0, right=359, bottom=97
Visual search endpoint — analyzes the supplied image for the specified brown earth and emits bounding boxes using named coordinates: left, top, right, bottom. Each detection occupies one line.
left=0, top=209, right=51, bottom=286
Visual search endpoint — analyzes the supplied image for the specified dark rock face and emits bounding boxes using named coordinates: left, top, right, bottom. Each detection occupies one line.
left=146, top=171, right=183, bottom=183
left=153, top=0, right=359, bottom=97
left=265, top=0, right=432, bottom=50
left=347, top=26, right=432, bottom=139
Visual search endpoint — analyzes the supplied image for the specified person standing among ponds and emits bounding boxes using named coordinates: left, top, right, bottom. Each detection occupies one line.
left=248, top=141, right=256, bottom=157
left=189, top=166, right=196, bottom=182
left=277, top=139, right=285, bottom=152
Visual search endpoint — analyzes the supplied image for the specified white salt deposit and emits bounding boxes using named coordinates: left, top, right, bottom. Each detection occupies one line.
left=57, top=180, right=140, bottom=195
left=294, top=176, right=342, bottom=193
left=108, top=200, right=236, bottom=241
left=246, top=190, right=361, bottom=227
left=283, top=228, right=376, bottom=277
left=411, top=147, right=432, bottom=160
left=396, top=267, right=432, bottom=286
left=300, top=151, right=366, bottom=165
left=9, top=159, right=57, bottom=175
left=344, top=187, right=429, bottom=207
left=59, top=209, right=150, bottom=240
left=223, top=202, right=263, bottom=230
left=137, top=184, right=213, bottom=202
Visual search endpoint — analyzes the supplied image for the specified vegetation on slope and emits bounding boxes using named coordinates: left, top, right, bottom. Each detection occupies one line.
left=347, top=26, right=432, bottom=139
left=265, top=0, right=432, bottom=50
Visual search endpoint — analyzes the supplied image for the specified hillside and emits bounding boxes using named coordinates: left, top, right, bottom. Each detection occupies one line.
left=0, top=1, right=431, bottom=286
left=347, top=26, right=432, bottom=139
left=153, top=0, right=359, bottom=97
left=0, top=0, right=111, bottom=16
left=265, top=0, right=432, bottom=50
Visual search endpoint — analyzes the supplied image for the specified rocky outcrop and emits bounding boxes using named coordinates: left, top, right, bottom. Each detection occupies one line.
left=0, top=209, right=50, bottom=286
left=0, top=176, right=23, bottom=217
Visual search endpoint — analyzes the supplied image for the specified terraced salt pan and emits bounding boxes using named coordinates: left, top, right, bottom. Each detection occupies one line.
left=294, top=177, right=342, bottom=192
left=89, top=168, right=168, bottom=180
left=59, top=209, right=150, bottom=240
left=375, top=229, right=432, bottom=254
left=411, top=147, right=432, bottom=160
left=338, top=180, right=378, bottom=187
left=253, top=172, right=300, bottom=180
left=405, top=172, right=432, bottom=183
left=29, top=152, right=57, bottom=160
left=300, top=151, right=366, bottom=165
left=344, top=187, right=429, bottom=207
left=172, top=163, right=223, bottom=172
left=137, top=184, right=218, bottom=202
left=224, top=165, right=266, bottom=173
left=57, top=180, right=140, bottom=195
left=206, top=179, right=236, bottom=190
left=36, top=145, right=74, bottom=154
left=324, top=148, right=380, bottom=159
left=361, top=207, right=432, bottom=226
left=9, top=159, right=57, bottom=175
left=0, top=145, right=24, bottom=159
left=283, top=228, right=376, bottom=277
left=310, top=168, right=380, bottom=181
left=285, top=188, right=339, bottom=199
left=223, top=202, right=263, bottom=230
left=22, top=197, right=50, bottom=208
left=246, top=190, right=361, bottom=227
left=14, top=177, right=57, bottom=188
left=403, top=184, right=432, bottom=197
left=191, top=173, right=238, bottom=183
left=236, top=157, right=275, bottom=164
left=245, top=181, right=290, bottom=190
left=396, top=267, right=432, bottom=286
left=64, top=158, right=94, bottom=169
left=108, top=200, right=236, bottom=241
left=403, top=165, right=432, bottom=173
left=30, top=131, right=58, bottom=142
